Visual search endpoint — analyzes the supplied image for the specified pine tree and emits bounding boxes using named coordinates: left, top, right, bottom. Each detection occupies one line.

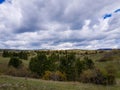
left=8, top=57, right=22, bottom=68
left=29, top=53, right=52, bottom=77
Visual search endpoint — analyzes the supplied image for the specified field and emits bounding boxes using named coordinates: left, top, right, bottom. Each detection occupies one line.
left=0, top=49, right=120, bottom=90
left=0, top=75, right=120, bottom=90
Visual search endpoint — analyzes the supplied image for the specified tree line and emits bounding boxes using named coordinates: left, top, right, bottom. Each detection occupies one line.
left=2, top=50, right=28, bottom=60
left=29, top=51, right=116, bottom=85
left=2, top=50, right=116, bottom=85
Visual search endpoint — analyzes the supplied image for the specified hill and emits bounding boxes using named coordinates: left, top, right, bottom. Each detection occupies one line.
left=0, top=49, right=120, bottom=89
left=0, top=75, right=120, bottom=90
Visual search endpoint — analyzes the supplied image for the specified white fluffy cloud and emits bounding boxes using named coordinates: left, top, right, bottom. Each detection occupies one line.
left=0, top=0, right=120, bottom=49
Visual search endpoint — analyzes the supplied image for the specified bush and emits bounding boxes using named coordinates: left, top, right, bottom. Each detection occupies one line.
left=42, top=71, right=66, bottom=81
left=105, top=64, right=116, bottom=85
left=2, top=51, right=10, bottom=57
left=107, top=74, right=116, bottom=85
left=80, top=69, right=96, bottom=83
left=8, top=57, right=22, bottom=68
left=6, top=66, right=30, bottom=77
left=83, top=57, right=94, bottom=69
left=80, top=68, right=116, bottom=85
left=42, top=71, right=52, bottom=80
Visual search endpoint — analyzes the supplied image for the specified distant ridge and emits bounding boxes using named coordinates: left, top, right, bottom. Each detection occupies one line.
left=0, top=48, right=120, bottom=51
left=97, top=48, right=120, bottom=50
left=97, top=48, right=112, bottom=50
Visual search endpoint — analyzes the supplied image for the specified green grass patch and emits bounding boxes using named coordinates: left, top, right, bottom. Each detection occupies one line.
left=0, top=75, right=120, bottom=90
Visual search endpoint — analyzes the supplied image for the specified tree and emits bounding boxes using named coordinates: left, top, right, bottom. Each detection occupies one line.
left=75, top=59, right=84, bottom=80
left=29, top=53, right=52, bottom=77
left=59, top=53, right=76, bottom=81
left=8, top=57, right=22, bottom=68
left=83, top=57, right=94, bottom=69
left=19, top=51, right=28, bottom=60
left=2, top=50, right=10, bottom=57
left=47, top=53, right=59, bottom=71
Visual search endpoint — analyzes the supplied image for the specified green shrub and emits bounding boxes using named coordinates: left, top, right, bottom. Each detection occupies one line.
left=107, top=74, right=116, bottom=85
left=80, top=69, right=96, bottom=83
left=2, top=50, right=10, bottom=57
left=80, top=68, right=116, bottom=85
left=8, top=57, right=22, bottom=68
left=6, top=66, right=31, bottom=77
left=83, top=57, right=94, bottom=69
left=105, top=64, right=116, bottom=85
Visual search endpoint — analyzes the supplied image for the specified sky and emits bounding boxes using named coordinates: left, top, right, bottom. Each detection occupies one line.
left=0, top=0, right=120, bottom=50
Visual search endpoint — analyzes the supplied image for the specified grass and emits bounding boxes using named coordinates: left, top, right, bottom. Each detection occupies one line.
left=0, top=57, right=9, bottom=65
left=0, top=57, right=10, bottom=74
left=0, top=56, right=29, bottom=67
left=95, top=60, right=120, bottom=78
left=0, top=50, right=120, bottom=90
left=0, top=75, right=120, bottom=90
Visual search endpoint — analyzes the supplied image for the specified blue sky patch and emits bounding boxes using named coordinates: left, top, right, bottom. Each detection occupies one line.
left=114, top=8, right=120, bottom=13
left=103, top=14, right=112, bottom=19
left=0, top=0, right=5, bottom=4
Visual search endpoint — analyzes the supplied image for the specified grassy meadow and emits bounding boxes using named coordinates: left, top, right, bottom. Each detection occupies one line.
left=0, top=75, right=120, bottom=90
left=0, top=49, right=120, bottom=90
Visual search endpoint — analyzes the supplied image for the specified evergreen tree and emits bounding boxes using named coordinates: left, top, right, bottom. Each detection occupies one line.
left=83, top=57, right=94, bottom=69
left=47, top=53, right=59, bottom=71
left=8, top=57, right=22, bottom=68
left=29, top=53, right=52, bottom=77
left=2, top=50, right=10, bottom=57
left=59, top=53, right=76, bottom=81
left=75, top=59, right=84, bottom=80
left=19, top=51, right=28, bottom=60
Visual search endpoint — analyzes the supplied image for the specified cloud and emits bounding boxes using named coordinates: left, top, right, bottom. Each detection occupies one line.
left=0, top=0, right=120, bottom=49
